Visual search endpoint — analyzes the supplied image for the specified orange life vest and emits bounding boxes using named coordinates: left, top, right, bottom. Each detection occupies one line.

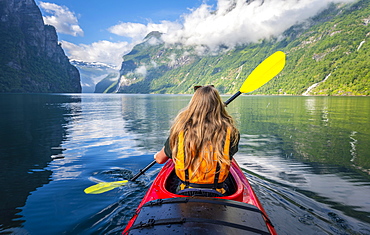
left=174, top=128, right=231, bottom=192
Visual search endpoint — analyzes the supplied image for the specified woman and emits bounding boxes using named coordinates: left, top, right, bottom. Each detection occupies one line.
left=154, top=85, right=240, bottom=194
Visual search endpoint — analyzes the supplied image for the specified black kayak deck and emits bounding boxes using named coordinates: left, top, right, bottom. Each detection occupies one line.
left=127, top=197, right=271, bottom=235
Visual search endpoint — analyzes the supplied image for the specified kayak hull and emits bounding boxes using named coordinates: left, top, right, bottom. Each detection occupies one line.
left=123, top=160, right=276, bottom=234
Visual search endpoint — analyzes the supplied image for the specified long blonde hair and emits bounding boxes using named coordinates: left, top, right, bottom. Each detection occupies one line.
left=169, top=85, right=238, bottom=178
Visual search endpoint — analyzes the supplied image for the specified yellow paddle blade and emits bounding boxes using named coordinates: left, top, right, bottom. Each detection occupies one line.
left=84, top=180, right=128, bottom=194
left=240, top=51, right=286, bottom=93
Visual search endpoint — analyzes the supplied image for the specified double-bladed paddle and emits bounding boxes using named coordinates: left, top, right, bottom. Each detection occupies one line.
left=84, top=51, right=286, bottom=194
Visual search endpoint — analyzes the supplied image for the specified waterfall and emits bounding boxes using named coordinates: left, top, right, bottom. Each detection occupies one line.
left=302, top=73, right=331, bottom=96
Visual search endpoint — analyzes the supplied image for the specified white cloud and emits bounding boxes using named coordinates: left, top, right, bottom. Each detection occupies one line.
left=39, top=2, right=84, bottom=37
left=108, top=21, right=181, bottom=43
left=60, top=40, right=132, bottom=67
left=160, top=0, right=356, bottom=52
left=135, top=65, right=148, bottom=77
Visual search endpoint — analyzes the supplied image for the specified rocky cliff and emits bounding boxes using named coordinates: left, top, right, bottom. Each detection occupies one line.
left=0, top=0, right=81, bottom=93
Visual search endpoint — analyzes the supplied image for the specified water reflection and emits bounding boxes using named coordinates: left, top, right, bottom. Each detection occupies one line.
left=232, top=96, right=370, bottom=174
left=0, top=94, right=80, bottom=229
left=0, top=94, right=369, bottom=235
left=120, top=94, right=191, bottom=150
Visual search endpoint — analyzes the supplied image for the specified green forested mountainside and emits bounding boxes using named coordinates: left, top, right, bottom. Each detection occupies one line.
left=110, top=0, right=369, bottom=95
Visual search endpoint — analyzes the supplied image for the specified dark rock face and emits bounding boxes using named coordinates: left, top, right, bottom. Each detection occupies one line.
left=0, top=0, right=81, bottom=93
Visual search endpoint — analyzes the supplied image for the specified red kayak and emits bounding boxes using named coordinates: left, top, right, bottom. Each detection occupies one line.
left=123, top=160, right=277, bottom=234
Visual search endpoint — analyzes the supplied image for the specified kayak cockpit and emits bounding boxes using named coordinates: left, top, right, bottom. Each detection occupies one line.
left=165, top=170, right=239, bottom=197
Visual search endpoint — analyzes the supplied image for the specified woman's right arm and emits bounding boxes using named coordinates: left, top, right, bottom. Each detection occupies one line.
left=154, top=147, right=169, bottom=164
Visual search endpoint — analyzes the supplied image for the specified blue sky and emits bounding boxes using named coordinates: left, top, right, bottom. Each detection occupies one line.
left=37, top=0, right=214, bottom=66
left=36, top=0, right=355, bottom=67
left=38, top=0, right=210, bottom=45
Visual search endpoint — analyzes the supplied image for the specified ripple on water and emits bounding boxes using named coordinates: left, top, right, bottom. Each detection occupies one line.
left=240, top=164, right=370, bottom=235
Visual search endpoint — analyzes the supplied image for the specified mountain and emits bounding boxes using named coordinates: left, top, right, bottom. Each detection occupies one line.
left=71, top=60, right=118, bottom=93
left=94, top=73, right=120, bottom=93
left=0, top=0, right=81, bottom=93
left=108, top=0, right=369, bottom=96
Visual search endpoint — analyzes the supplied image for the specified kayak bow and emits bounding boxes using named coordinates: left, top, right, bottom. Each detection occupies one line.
left=123, top=160, right=277, bottom=234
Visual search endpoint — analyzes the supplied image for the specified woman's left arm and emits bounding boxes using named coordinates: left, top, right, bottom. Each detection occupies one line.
left=230, top=132, right=240, bottom=158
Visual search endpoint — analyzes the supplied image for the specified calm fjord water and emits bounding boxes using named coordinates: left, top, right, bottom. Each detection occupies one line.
left=0, top=93, right=369, bottom=235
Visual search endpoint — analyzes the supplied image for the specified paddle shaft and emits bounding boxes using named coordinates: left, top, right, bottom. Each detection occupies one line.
left=130, top=160, right=157, bottom=181
left=224, top=91, right=242, bottom=105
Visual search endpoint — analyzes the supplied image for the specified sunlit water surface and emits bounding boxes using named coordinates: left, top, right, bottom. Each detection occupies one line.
left=0, top=94, right=369, bottom=235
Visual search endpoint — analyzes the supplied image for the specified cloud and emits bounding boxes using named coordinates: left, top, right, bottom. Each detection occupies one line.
left=39, top=2, right=84, bottom=37
left=134, top=65, right=148, bottom=77
left=108, top=21, right=181, bottom=43
left=60, top=40, right=132, bottom=67
left=160, top=0, right=356, bottom=52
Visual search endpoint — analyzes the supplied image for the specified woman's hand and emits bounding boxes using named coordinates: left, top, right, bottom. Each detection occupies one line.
left=154, top=147, right=169, bottom=164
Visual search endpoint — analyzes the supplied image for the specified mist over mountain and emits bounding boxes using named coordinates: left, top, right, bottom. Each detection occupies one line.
left=160, top=0, right=358, bottom=53
left=100, top=0, right=368, bottom=96
left=109, top=0, right=357, bottom=56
